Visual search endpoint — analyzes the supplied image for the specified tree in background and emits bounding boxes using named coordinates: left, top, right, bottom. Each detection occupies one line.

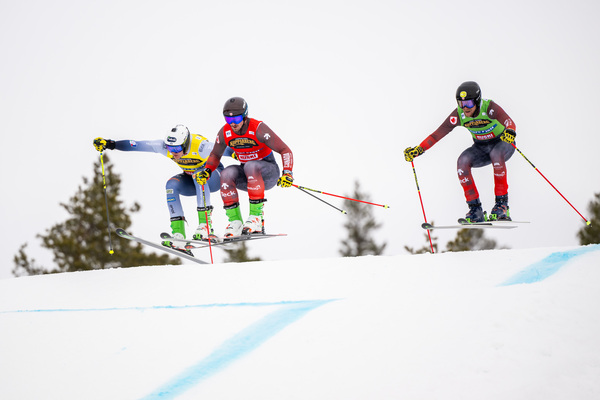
left=12, top=155, right=180, bottom=276
left=222, top=242, right=262, bottom=263
left=339, top=181, right=386, bottom=257
left=577, top=192, right=600, bottom=245
left=445, top=228, right=502, bottom=252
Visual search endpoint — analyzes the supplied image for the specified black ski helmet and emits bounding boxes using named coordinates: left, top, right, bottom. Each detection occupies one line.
left=455, top=81, right=481, bottom=105
left=223, top=97, right=248, bottom=117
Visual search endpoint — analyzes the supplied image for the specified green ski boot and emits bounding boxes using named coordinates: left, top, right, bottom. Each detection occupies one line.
left=242, top=199, right=266, bottom=235
left=162, top=218, right=187, bottom=249
left=223, top=203, right=243, bottom=238
left=193, top=206, right=217, bottom=242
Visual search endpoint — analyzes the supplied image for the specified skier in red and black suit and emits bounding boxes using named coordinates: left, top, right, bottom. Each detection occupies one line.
left=404, top=81, right=517, bottom=222
left=195, top=97, right=294, bottom=237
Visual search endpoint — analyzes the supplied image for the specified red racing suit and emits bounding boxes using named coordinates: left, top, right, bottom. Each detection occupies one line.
left=204, top=118, right=293, bottom=204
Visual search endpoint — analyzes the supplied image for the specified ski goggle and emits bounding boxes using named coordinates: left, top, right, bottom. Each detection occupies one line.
left=166, top=144, right=184, bottom=153
left=224, top=114, right=245, bottom=125
left=458, top=99, right=476, bottom=109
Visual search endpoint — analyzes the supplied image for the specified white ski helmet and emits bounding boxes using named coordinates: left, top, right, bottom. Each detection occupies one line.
left=164, top=124, right=191, bottom=154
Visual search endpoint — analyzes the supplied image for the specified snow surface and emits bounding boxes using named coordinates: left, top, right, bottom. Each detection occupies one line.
left=1, top=245, right=599, bottom=400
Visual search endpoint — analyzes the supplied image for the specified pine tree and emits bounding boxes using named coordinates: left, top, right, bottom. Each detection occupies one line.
left=222, top=241, right=262, bottom=263
left=445, top=228, right=501, bottom=252
left=12, top=154, right=180, bottom=276
left=339, top=181, right=386, bottom=257
left=577, top=192, right=600, bottom=245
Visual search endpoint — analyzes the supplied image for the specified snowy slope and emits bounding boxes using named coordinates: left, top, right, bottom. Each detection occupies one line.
left=1, top=245, right=599, bottom=400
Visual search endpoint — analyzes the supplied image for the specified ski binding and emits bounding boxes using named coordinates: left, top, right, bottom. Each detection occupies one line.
left=160, top=232, right=287, bottom=250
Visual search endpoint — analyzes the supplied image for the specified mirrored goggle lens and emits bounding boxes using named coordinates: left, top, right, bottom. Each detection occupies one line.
left=224, top=114, right=244, bottom=125
left=458, top=99, right=476, bottom=109
left=166, top=144, right=184, bottom=153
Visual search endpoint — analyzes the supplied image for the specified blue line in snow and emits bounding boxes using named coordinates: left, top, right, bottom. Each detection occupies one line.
left=0, top=300, right=324, bottom=314
left=139, top=299, right=334, bottom=400
left=499, top=244, right=600, bottom=286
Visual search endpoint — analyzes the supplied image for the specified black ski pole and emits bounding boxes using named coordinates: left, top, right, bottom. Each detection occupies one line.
left=294, top=186, right=348, bottom=214
left=293, top=184, right=390, bottom=208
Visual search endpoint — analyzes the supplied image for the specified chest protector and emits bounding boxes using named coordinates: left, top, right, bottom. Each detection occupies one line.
left=168, top=134, right=210, bottom=174
left=458, top=99, right=507, bottom=141
left=222, top=118, right=272, bottom=162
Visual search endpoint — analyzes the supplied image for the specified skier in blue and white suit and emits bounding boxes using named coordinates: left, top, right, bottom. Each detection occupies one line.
left=93, top=125, right=234, bottom=247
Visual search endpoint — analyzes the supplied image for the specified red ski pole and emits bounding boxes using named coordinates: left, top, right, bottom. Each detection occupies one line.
left=411, top=161, right=435, bottom=253
left=511, top=143, right=590, bottom=226
left=201, top=185, right=214, bottom=264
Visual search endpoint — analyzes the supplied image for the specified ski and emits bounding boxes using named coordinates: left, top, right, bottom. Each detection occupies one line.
left=160, top=232, right=287, bottom=250
left=457, top=218, right=529, bottom=225
left=421, top=222, right=517, bottom=230
left=115, top=228, right=209, bottom=265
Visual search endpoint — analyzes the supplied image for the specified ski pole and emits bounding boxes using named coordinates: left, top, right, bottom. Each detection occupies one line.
left=292, top=184, right=390, bottom=209
left=511, top=143, right=590, bottom=226
left=99, top=152, right=115, bottom=255
left=201, top=185, right=214, bottom=264
left=411, top=161, right=435, bottom=253
left=295, top=185, right=347, bottom=214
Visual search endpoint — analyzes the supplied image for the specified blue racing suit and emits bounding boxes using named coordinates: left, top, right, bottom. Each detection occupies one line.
left=113, top=136, right=227, bottom=221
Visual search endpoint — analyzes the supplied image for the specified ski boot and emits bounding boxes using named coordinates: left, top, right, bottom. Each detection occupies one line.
left=242, top=199, right=266, bottom=235
left=193, top=206, right=218, bottom=242
left=464, top=199, right=486, bottom=223
left=488, top=194, right=511, bottom=221
left=162, top=218, right=193, bottom=255
left=223, top=202, right=243, bottom=239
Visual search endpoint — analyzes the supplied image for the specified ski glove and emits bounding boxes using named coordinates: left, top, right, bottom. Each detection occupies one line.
left=194, top=169, right=212, bottom=186
left=500, top=128, right=516, bottom=144
left=93, top=137, right=116, bottom=152
left=404, top=146, right=424, bottom=162
left=277, top=170, right=294, bottom=188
